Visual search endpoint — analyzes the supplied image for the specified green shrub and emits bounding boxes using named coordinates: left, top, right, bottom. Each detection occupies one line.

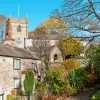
left=67, top=68, right=86, bottom=91
left=7, top=89, right=21, bottom=100
left=35, top=81, right=47, bottom=97
left=90, top=89, right=100, bottom=100
left=84, top=68, right=98, bottom=87
left=49, top=77, right=66, bottom=95
left=47, top=66, right=66, bottom=95
left=6, top=94, right=21, bottom=100
left=7, top=94, right=12, bottom=100
left=48, top=66, right=66, bottom=80
left=64, top=81, right=78, bottom=96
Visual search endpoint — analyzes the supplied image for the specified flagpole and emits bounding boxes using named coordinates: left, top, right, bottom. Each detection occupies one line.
left=18, top=3, right=20, bottom=17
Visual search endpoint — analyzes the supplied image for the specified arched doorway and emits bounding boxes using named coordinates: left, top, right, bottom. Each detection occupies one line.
left=54, top=54, right=58, bottom=62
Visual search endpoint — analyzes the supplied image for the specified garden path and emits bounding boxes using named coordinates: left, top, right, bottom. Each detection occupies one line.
left=66, top=84, right=100, bottom=100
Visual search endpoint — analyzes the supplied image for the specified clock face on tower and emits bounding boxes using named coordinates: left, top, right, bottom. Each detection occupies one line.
left=15, top=38, right=22, bottom=45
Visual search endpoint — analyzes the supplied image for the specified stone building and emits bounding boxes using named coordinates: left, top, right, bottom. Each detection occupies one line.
left=5, top=17, right=28, bottom=48
left=0, top=16, right=98, bottom=100
left=0, top=17, right=41, bottom=100
left=0, top=44, right=41, bottom=99
left=27, top=32, right=63, bottom=67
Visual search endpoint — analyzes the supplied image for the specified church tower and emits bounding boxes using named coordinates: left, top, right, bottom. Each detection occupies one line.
left=4, top=17, right=28, bottom=48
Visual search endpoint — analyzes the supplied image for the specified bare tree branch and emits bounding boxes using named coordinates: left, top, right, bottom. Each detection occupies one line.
left=52, top=0, right=100, bottom=36
left=87, top=0, right=100, bottom=21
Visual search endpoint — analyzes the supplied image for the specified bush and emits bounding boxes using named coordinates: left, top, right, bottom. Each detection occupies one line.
left=7, top=94, right=21, bottom=100
left=47, top=66, right=66, bottom=96
left=64, top=58, right=80, bottom=70
left=84, top=67, right=99, bottom=87
left=48, top=66, right=66, bottom=80
left=49, top=77, right=66, bottom=95
left=35, top=81, right=47, bottom=98
left=90, top=89, right=100, bottom=100
left=6, top=89, right=21, bottom=100
left=63, top=80, right=78, bottom=96
left=67, top=68, right=86, bottom=92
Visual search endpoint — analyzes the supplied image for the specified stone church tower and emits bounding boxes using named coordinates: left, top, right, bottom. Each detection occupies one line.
left=4, top=17, right=28, bottom=48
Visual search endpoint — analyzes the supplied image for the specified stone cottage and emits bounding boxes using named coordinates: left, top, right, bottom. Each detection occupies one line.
left=0, top=17, right=41, bottom=100
left=0, top=44, right=41, bottom=100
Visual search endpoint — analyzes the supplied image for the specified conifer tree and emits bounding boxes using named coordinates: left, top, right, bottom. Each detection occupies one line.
left=24, top=71, right=34, bottom=100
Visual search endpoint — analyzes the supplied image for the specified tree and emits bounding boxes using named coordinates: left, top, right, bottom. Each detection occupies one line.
left=29, top=26, right=50, bottom=69
left=40, top=17, right=68, bottom=35
left=52, top=0, right=100, bottom=37
left=84, top=44, right=100, bottom=80
left=85, top=44, right=96, bottom=62
left=59, top=37, right=83, bottom=70
left=86, top=45, right=100, bottom=74
left=24, top=71, right=34, bottom=100
left=59, top=37, right=83, bottom=57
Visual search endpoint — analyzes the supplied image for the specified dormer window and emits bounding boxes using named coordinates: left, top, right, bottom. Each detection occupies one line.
left=17, top=25, right=21, bottom=32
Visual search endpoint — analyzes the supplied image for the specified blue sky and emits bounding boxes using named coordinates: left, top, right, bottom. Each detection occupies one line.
left=0, top=0, right=61, bottom=31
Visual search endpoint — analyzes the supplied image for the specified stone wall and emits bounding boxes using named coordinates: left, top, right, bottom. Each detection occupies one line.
left=0, top=56, right=40, bottom=99
left=5, top=17, right=28, bottom=48
left=49, top=46, right=63, bottom=64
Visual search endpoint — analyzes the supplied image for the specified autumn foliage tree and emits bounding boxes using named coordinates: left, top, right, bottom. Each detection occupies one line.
left=40, top=17, right=68, bottom=35
left=59, top=37, right=83, bottom=57
left=59, top=37, right=83, bottom=70
left=64, top=58, right=80, bottom=71
left=29, top=26, right=50, bottom=70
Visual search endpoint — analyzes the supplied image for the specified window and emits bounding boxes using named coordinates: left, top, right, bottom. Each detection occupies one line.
left=32, top=63, right=36, bottom=70
left=54, top=54, right=58, bottom=62
left=13, top=58, right=21, bottom=70
left=14, top=78, right=21, bottom=89
left=0, top=94, right=3, bottom=100
left=17, top=25, right=21, bottom=32
left=32, top=63, right=37, bottom=72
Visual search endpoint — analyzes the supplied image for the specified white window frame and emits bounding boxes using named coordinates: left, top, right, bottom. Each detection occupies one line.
left=0, top=94, right=4, bottom=100
left=32, top=63, right=36, bottom=69
left=14, top=78, right=21, bottom=89
left=13, top=58, right=21, bottom=70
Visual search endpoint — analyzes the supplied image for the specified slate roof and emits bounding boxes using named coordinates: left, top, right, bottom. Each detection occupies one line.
left=0, top=44, right=40, bottom=60
left=28, top=46, right=57, bottom=57
left=28, top=31, right=58, bottom=40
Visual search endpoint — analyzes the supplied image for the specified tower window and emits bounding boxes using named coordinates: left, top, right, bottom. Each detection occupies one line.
left=54, top=54, right=58, bottom=62
left=17, top=25, right=21, bottom=32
